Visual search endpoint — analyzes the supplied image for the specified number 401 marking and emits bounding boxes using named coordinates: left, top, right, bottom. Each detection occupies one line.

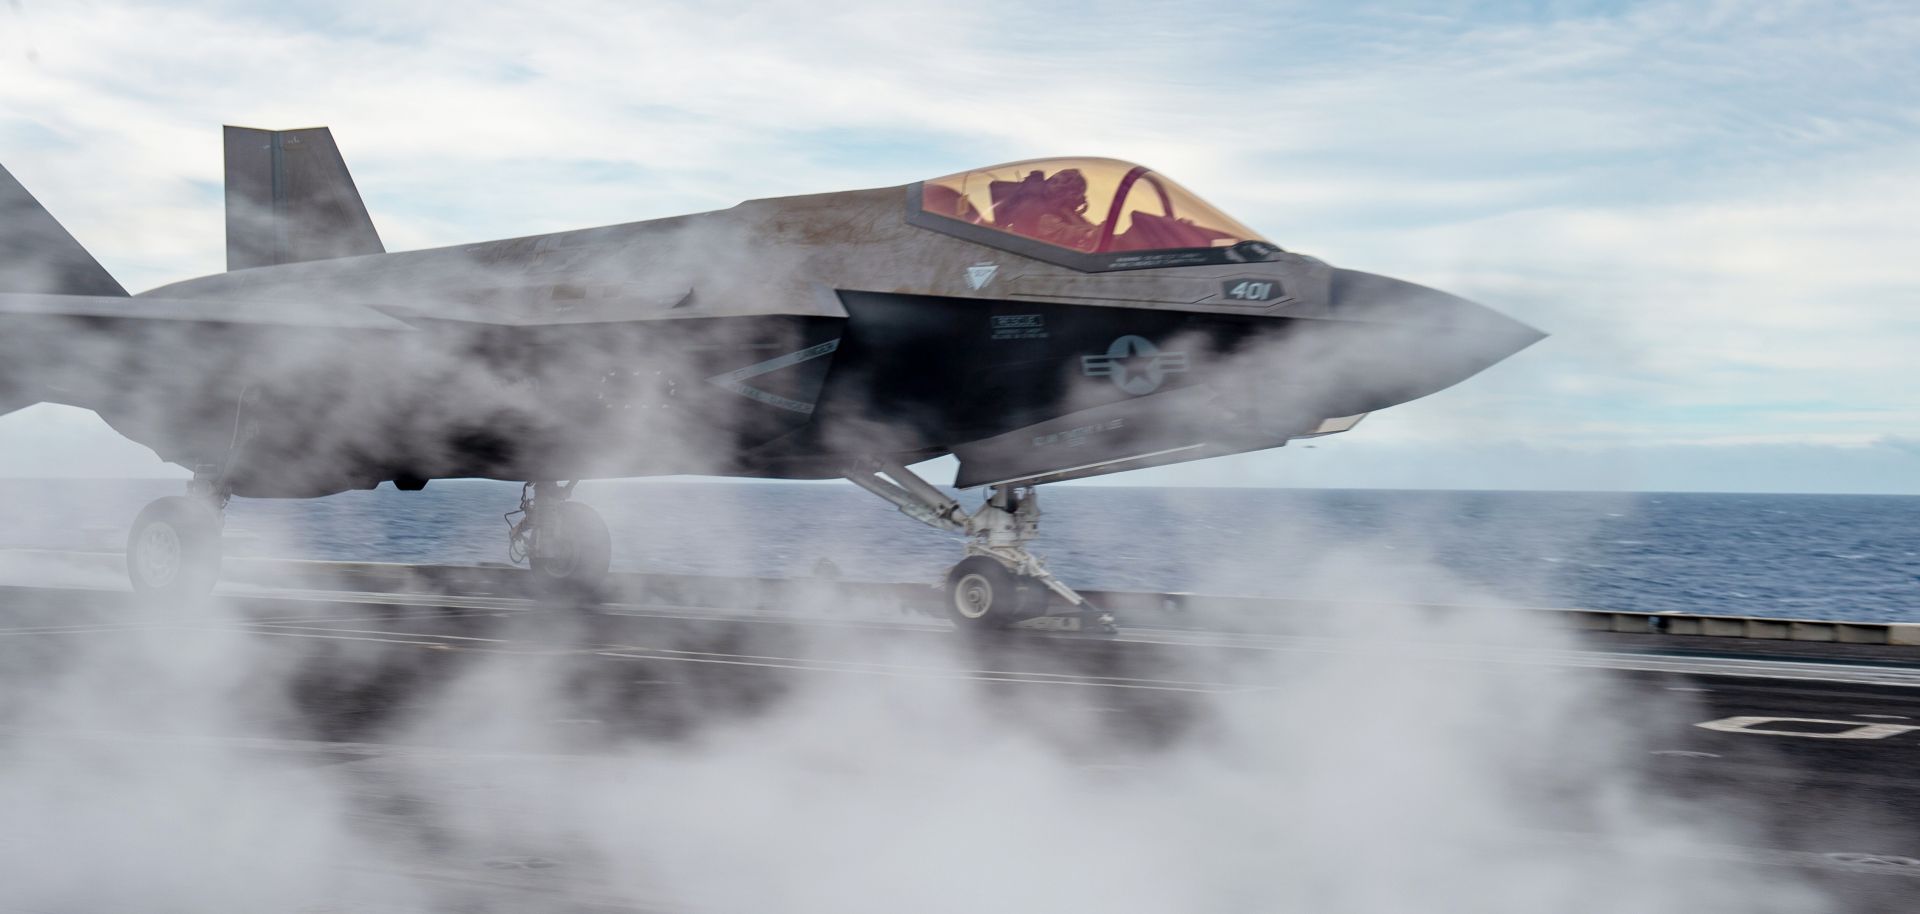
left=1222, top=280, right=1281, bottom=302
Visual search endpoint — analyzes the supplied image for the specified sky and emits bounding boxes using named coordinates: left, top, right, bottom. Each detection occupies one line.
left=0, top=0, right=1915, bottom=493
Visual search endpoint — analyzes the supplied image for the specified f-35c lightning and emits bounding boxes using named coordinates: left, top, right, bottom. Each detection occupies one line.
left=0, top=126, right=1543, bottom=630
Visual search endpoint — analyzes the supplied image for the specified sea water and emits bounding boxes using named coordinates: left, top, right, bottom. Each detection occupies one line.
left=3, top=479, right=1915, bottom=622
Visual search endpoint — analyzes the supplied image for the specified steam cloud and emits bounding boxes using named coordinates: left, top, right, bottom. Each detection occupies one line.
left=0, top=483, right=1843, bottom=912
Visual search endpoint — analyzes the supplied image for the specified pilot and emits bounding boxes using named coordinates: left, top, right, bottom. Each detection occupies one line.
left=998, top=168, right=1100, bottom=251
left=1034, top=169, right=1099, bottom=249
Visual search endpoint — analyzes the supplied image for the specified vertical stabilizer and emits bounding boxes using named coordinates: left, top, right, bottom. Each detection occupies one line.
left=224, top=125, right=384, bottom=271
left=0, top=164, right=127, bottom=296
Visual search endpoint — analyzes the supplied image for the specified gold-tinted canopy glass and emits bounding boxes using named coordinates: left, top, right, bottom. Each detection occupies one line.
left=921, top=158, right=1263, bottom=255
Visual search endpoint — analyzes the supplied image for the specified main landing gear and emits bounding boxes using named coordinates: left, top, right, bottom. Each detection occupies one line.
left=506, top=480, right=612, bottom=594
left=127, top=474, right=228, bottom=599
left=844, top=459, right=1114, bottom=633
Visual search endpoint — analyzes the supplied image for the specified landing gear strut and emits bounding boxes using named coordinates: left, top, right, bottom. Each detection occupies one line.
left=126, top=473, right=228, bottom=599
left=845, top=459, right=1113, bottom=633
left=506, top=481, right=612, bottom=593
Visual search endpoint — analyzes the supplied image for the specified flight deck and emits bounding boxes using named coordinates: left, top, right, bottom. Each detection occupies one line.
left=3, top=559, right=1919, bottom=912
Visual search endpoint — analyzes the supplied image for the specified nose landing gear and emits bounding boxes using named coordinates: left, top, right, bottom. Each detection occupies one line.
left=845, top=459, right=1113, bottom=633
left=506, top=480, right=612, bottom=594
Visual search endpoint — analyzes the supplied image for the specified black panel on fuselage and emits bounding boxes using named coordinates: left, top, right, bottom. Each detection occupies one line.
left=808, top=291, right=1282, bottom=457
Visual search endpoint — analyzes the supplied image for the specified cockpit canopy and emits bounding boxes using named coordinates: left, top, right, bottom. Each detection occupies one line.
left=918, top=157, right=1264, bottom=256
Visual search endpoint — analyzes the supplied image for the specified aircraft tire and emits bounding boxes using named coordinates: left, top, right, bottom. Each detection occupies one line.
left=126, top=495, right=223, bottom=600
left=944, top=556, right=1039, bottom=628
left=528, top=500, right=612, bottom=593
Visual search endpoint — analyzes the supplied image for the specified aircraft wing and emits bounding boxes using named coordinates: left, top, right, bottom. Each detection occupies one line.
left=0, top=291, right=419, bottom=420
left=2, top=145, right=416, bottom=419
left=0, top=292, right=417, bottom=329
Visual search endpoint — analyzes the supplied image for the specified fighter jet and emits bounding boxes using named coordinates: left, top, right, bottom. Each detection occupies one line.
left=0, top=126, right=1543, bottom=629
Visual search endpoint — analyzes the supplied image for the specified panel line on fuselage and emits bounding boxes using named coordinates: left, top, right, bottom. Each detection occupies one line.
left=705, top=338, right=842, bottom=415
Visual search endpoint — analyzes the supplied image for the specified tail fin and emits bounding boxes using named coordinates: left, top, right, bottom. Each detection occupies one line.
left=0, top=164, right=128, bottom=297
left=224, top=125, right=384, bottom=271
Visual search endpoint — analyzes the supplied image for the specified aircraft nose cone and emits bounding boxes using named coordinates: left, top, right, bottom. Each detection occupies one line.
left=1224, top=269, right=1544, bottom=433
left=1319, top=268, right=1544, bottom=402
left=1328, top=268, right=1544, bottom=348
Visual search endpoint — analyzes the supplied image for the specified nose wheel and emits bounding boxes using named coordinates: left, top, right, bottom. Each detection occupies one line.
left=945, top=555, right=1043, bottom=626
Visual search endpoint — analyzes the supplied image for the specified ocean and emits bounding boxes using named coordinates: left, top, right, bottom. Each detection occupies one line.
left=3, top=479, right=1916, bottom=622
